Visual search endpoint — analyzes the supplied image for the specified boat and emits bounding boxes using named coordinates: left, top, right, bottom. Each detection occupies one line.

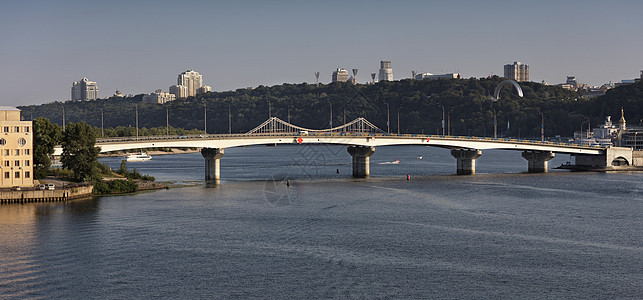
left=378, top=159, right=400, bottom=165
left=417, top=156, right=423, bottom=160
left=125, top=152, right=152, bottom=162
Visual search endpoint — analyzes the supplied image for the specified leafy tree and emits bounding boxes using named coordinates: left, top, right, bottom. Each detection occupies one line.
left=60, top=122, right=101, bottom=182
left=33, top=117, right=62, bottom=179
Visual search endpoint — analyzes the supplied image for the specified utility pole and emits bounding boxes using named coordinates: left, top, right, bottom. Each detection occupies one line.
left=62, top=106, right=65, bottom=131
left=397, top=105, right=401, bottom=135
left=540, top=112, right=544, bottom=141
left=329, top=101, right=333, bottom=129
left=386, top=102, right=390, bottom=134
left=448, top=108, right=452, bottom=136
left=101, top=108, right=104, bottom=138
left=166, top=106, right=169, bottom=136
left=439, top=104, right=445, bottom=136
left=228, top=104, right=232, bottom=135
left=287, top=103, right=291, bottom=124
left=135, top=104, right=139, bottom=141
left=204, top=103, right=207, bottom=136
left=493, top=107, right=497, bottom=139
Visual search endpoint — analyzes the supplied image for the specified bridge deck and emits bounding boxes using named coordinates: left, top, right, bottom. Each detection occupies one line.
left=52, top=133, right=604, bottom=156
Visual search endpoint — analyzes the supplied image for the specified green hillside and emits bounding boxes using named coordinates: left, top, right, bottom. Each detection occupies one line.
left=18, top=77, right=643, bottom=138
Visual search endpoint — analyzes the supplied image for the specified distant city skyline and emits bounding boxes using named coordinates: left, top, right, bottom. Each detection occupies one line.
left=1, top=0, right=642, bottom=105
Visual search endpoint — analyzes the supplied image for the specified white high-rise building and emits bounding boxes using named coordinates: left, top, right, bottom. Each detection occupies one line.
left=177, top=70, right=203, bottom=97
left=143, top=89, right=176, bottom=104
left=332, top=68, right=350, bottom=82
left=169, top=85, right=188, bottom=99
left=503, top=62, right=529, bottom=82
left=71, top=77, right=98, bottom=100
left=378, top=61, right=393, bottom=82
left=197, top=85, right=212, bottom=94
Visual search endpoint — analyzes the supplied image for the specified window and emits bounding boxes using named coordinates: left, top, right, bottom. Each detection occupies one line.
left=4, top=172, right=9, bottom=179
left=14, top=150, right=19, bottom=156
left=14, top=126, right=19, bottom=133
left=4, top=161, right=9, bottom=167
left=0, top=139, right=5, bottom=146
left=17, top=138, right=26, bottom=147
left=25, top=149, right=30, bottom=155
left=3, top=127, right=8, bottom=133
left=14, top=160, right=19, bottom=167
left=15, top=172, right=19, bottom=178
left=25, top=160, right=30, bottom=166
left=24, top=127, right=30, bottom=133
left=25, top=171, right=30, bottom=178
left=4, top=150, right=9, bottom=156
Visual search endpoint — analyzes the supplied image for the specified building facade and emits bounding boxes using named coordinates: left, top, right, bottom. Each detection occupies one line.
left=0, top=107, right=33, bottom=188
left=378, top=61, right=393, bottom=82
left=415, top=73, right=461, bottom=80
left=143, top=89, right=177, bottom=104
left=503, top=62, right=529, bottom=82
left=169, top=85, right=188, bottom=99
left=177, top=70, right=203, bottom=97
left=197, top=85, right=212, bottom=94
left=332, top=68, right=349, bottom=82
left=71, top=77, right=98, bottom=100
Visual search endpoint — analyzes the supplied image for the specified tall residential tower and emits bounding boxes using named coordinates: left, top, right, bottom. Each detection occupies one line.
left=378, top=61, right=393, bottom=82
left=503, top=62, right=529, bottom=82
left=170, top=70, right=210, bottom=98
left=71, top=77, right=98, bottom=100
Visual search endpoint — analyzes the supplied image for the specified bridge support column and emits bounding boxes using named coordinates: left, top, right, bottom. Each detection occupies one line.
left=347, top=146, right=375, bottom=178
left=522, top=151, right=555, bottom=173
left=450, top=149, right=482, bottom=175
left=201, top=148, right=224, bottom=183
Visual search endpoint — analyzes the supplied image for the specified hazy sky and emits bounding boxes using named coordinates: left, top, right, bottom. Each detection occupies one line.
left=1, top=0, right=642, bottom=106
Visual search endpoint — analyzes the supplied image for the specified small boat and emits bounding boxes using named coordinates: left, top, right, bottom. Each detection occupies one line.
left=417, top=156, right=423, bottom=160
left=379, top=159, right=400, bottom=165
left=392, top=159, right=400, bottom=164
left=125, top=152, right=152, bottom=162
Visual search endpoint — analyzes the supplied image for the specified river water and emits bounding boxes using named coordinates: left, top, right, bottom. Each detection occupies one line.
left=1, top=145, right=641, bottom=298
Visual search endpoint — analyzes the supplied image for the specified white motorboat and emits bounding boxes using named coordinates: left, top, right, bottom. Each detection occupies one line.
left=125, top=152, right=152, bottom=162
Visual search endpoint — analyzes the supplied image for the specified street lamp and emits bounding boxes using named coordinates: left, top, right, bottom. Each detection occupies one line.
left=540, top=112, right=544, bottom=142
left=328, top=99, right=333, bottom=129
left=397, top=104, right=402, bottom=135
left=448, top=107, right=453, bottom=136
left=634, top=132, right=638, bottom=149
left=135, top=104, right=139, bottom=141
left=386, top=102, right=390, bottom=134
left=438, top=104, right=445, bottom=136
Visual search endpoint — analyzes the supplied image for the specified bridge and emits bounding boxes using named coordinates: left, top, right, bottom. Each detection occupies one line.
left=54, top=116, right=624, bottom=182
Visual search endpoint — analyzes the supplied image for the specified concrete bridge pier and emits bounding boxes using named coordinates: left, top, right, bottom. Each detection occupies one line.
left=450, top=149, right=482, bottom=175
left=522, top=151, right=555, bottom=173
left=347, top=146, right=375, bottom=178
left=201, top=148, right=225, bottom=183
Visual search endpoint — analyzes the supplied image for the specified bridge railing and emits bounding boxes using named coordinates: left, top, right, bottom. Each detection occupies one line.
left=94, top=132, right=604, bottom=150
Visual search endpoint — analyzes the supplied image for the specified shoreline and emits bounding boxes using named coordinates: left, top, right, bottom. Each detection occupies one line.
left=99, top=148, right=199, bottom=158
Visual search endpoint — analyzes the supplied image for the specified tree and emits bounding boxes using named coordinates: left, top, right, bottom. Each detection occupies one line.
left=33, top=117, right=62, bottom=179
left=61, top=122, right=101, bottom=182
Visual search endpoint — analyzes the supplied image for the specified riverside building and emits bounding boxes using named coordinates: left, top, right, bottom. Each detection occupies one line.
left=0, top=107, right=33, bottom=188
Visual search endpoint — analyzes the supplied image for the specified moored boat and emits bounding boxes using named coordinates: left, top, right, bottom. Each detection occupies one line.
left=125, top=152, right=152, bottom=162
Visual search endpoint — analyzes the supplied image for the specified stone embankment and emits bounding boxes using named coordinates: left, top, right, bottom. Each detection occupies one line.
left=0, top=186, right=93, bottom=204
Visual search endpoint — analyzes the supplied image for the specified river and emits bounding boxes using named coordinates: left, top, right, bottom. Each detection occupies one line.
left=1, top=145, right=641, bottom=298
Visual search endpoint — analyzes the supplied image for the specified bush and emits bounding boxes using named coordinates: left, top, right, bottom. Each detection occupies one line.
left=93, top=179, right=138, bottom=195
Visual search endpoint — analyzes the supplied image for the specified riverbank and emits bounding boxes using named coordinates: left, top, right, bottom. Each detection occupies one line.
left=99, top=148, right=199, bottom=158
left=0, top=185, right=93, bottom=204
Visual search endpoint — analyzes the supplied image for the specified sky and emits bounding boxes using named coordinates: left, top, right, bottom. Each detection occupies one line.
left=1, top=0, right=642, bottom=106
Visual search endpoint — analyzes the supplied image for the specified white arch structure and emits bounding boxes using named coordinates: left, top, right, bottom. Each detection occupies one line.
left=494, top=79, right=524, bottom=101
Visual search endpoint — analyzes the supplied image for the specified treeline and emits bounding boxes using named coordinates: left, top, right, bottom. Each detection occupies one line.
left=19, top=77, right=643, bottom=138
